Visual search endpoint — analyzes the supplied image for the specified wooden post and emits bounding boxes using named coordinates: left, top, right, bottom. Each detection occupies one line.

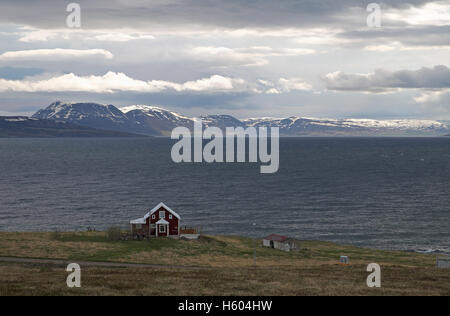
left=252, top=223, right=257, bottom=268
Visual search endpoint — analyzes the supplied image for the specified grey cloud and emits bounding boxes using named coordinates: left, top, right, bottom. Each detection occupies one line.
left=324, top=65, right=450, bottom=92
left=0, top=0, right=435, bottom=31
left=340, top=25, right=450, bottom=47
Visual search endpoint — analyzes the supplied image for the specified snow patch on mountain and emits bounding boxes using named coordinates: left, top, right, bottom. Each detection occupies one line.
left=121, top=105, right=191, bottom=120
left=341, top=119, right=447, bottom=130
left=245, top=116, right=448, bottom=131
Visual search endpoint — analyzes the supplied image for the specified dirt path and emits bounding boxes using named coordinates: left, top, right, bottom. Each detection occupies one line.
left=0, top=256, right=209, bottom=270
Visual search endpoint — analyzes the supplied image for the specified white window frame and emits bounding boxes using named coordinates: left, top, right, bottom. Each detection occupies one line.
left=159, top=211, right=165, bottom=219
left=169, top=214, right=173, bottom=220
left=152, top=215, right=155, bottom=219
left=159, top=225, right=166, bottom=233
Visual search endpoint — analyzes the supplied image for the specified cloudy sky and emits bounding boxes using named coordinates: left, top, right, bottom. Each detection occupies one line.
left=0, top=0, right=449, bottom=119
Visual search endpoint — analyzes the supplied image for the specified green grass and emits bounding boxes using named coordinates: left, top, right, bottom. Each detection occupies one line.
left=51, top=232, right=184, bottom=262
left=0, top=232, right=438, bottom=268
left=0, top=232, right=448, bottom=296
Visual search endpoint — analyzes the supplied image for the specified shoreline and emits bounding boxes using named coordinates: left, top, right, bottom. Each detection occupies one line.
left=1, top=230, right=448, bottom=256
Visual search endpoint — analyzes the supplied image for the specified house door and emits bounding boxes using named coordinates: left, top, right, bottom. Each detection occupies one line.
left=270, top=241, right=274, bottom=248
left=158, top=224, right=168, bottom=237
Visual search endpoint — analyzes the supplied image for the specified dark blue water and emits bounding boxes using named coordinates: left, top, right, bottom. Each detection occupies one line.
left=0, top=138, right=449, bottom=253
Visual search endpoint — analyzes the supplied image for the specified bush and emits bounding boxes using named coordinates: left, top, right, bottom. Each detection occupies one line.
left=106, top=227, right=122, bottom=241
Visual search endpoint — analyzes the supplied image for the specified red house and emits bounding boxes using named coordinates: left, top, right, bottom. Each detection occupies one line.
left=130, top=203, right=181, bottom=238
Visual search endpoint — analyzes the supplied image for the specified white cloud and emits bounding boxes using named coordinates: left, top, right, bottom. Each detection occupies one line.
left=0, top=49, right=114, bottom=61
left=0, top=72, right=250, bottom=94
left=16, top=26, right=156, bottom=43
left=239, top=46, right=315, bottom=56
left=93, top=33, right=155, bottom=42
left=191, top=45, right=316, bottom=67
left=0, top=71, right=313, bottom=95
left=178, top=75, right=236, bottom=91
left=414, top=89, right=450, bottom=103
left=385, top=1, right=450, bottom=26
left=18, top=29, right=59, bottom=42
left=364, top=44, right=398, bottom=52
left=192, top=46, right=268, bottom=67
left=291, top=28, right=348, bottom=45
left=259, top=77, right=313, bottom=94
left=364, top=42, right=450, bottom=52
left=276, top=78, right=313, bottom=92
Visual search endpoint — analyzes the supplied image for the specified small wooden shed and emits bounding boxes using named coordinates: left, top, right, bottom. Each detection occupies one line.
left=437, top=257, right=450, bottom=269
left=263, top=234, right=297, bottom=252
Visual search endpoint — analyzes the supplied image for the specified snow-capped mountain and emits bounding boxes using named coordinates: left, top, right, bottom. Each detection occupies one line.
left=31, top=102, right=450, bottom=137
left=32, top=101, right=136, bottom=134
left=121, top=105, right=193, bottom=136
left=201, top=115, right=247, bottom=130
left=121, top=106, right=247, bottom=135
left=244, top=117, right=450, bottom=136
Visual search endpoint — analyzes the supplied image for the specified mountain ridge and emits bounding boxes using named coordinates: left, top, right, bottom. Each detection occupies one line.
left=31, top=101, right=450, bottom=137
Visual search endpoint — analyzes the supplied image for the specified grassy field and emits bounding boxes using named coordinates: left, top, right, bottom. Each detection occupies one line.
left=0, top=232, right=448, bottom=296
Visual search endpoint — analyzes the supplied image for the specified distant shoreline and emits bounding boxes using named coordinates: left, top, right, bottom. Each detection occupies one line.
left=0, top=230, right=448, bottom=255
left=1, top=135, right=450, bottom=139
left=0, top=116, right=148, bottom=138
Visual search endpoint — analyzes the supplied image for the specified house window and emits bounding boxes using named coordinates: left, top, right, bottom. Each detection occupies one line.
left=159, top=225, right=166, bottom=233
left=152, top=215, right=155, bottom=219
left=169, top=214, right=173, bottom=220
left=136, top=224, right=142, bottom=229
left=159, top=211, right=165, bottom=219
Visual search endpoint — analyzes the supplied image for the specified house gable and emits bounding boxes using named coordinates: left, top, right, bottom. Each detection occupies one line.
left=130, top=202, right=181, bottom=224
left=130, top=202, right=181, bottom=237
left=146, top=202, right=181, bottom=220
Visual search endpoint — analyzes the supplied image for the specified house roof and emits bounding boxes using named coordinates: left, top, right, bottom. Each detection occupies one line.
left=156, top=219, right=169, bottom=225
left=263, top=234, right=289, bottom=242
left=130, top=202, right=180, bottom=224
left=130, top=218, right=146, bottom=224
